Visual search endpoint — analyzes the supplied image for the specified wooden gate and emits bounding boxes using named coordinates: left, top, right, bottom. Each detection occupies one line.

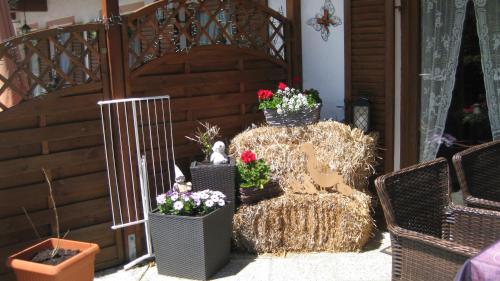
left=122, top=0, right=291, bottom=169
left=0, top=24, right=124, bottom=280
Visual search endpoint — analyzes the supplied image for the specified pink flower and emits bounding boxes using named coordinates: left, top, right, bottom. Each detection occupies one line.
left=278, top=82, right=287, bottom=90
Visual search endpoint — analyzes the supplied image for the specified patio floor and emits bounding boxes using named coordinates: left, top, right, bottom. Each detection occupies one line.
left=95, top=231, right=391, bottom=281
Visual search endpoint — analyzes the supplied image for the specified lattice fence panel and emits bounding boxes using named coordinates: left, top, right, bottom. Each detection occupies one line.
left=125, top=0, right=289, bottom=70
left=0, top=23, right=107, bottom=111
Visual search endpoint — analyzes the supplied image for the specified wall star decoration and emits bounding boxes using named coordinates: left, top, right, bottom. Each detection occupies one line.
left=307, top=0, right=342, bottom=41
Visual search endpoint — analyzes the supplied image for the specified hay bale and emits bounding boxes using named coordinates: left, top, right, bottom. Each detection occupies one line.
left=233, top=193, right=373, bottom=253
left=229, top=121, right=377, bottom=191
left=229, top=121, right=377, bottom=253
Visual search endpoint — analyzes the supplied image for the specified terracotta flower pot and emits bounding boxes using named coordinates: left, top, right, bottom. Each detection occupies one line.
left=6, top=238, right=100, bottom=281
left=239, top=181, right=282, bottom=205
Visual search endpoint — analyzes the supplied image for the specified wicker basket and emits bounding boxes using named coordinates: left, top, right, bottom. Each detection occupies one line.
left=239, top=181, right=282, bottom=205
left=149, top=205, right=232, bottom=280
left=264, top=104, right=321, bottom=127
left=190, top=158, right=236, bottom=204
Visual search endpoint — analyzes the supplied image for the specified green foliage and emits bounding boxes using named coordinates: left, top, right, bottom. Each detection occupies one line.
left=305, top=88, right=322, bottom=105
left=237, top=159, right=271, bottom=189
left=258, top=96, right=283, bottom=110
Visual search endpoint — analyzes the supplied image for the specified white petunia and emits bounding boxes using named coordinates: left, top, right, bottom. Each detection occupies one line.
left=205, top=199, right=214, bottom=208
left=173, top=201, right=184, bottom=211
left=170, top=194, right=179, bottom=201
left=218, top=200, right=225, bottom=207
left=156, top=194, right=167, bottom=204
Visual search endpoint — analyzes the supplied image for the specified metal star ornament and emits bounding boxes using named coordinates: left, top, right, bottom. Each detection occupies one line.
left=307, top=0, right=342, bottom=41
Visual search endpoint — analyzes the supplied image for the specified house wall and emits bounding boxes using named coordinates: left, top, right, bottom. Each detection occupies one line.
left=269, top=0, right=345, bottom=121
left=13, top=0, right=152, bottom=30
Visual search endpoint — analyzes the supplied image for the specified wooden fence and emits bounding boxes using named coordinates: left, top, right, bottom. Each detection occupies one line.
left=0, top=1, right=292, bottom=278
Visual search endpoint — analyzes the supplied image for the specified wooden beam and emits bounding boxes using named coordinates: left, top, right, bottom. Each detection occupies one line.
left=286, top=0, right=303, bottom=86
left=384, top=0, right=395, bottom=172
left=102, top=0, right=127, bottom=99
left=101, top=0, right=139, bottom=263
left=400, top=0, right=420, bottom=167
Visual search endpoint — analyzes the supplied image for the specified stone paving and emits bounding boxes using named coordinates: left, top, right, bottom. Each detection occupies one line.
left=95, top=231, right=392, bottom=281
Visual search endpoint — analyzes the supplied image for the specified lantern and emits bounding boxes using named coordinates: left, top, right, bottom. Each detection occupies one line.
left=351, top=97, right=371, bottom=133
left=20, top=23, right=31, bottom=34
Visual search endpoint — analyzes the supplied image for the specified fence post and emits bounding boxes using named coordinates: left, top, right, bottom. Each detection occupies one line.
left=101, top=0, right=143, bottom=263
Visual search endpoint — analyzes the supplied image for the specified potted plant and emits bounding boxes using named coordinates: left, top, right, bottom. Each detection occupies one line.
left=187, top=121, right=236, bottom=205
left=6, top=168, right=99, bottom=281
left=258, top=82, right=322, bottom=127
left=237, top=150, right=282, bottom=204
left=150, top=190, right=232, bottom=280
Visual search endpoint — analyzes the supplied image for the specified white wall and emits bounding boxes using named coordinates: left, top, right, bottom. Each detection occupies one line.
left=302, top=0, right=345, bottom=121
left=268, top=0, right=345, bottom=121
left=14, top=0, right=151, bottom=30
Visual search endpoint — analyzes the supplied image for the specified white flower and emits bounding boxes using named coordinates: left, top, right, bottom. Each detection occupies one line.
left=285, top=87, right=290, bottom=92
left=200, top=192, right=209, bottom=200
left=182, top=195, right=190, bottom=201
left=170, top=194, right=179, bottom=201
left=173, top=201, right=184, bottom=211
left=194, top=199, right=201, bottom=206
left=218, top=200, right=225, bottom=207
left=205, top=199, right=214, bottom=208
left=156, top=194, right=167, bottom=204
left=277, top=108, right=283, bottom=114
left=213, top=191, right=225, bottom=198
left=210, top=194, right=220, bottom=202
left=191, top=193, right=200, bottom=200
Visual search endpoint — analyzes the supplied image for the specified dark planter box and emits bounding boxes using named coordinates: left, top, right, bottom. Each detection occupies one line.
left=149, top=205, right=232, bottom=280
left=190, top=158, right=236, bottom=204
left=264, top=104, right=321, bottom=127
left=239, top=181, right=282, bottom=205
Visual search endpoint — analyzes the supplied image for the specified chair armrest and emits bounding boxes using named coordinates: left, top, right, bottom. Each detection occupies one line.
left=444, top=204, right=500, bottom=250
left=464, top=196, right=500, bottom=212
left=389, top=225, right=478, bottom=257
left=389, top=225, right=476, bottom=280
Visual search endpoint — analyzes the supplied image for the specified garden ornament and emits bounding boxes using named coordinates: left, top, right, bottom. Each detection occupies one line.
left=210, top=141, right=229, bottom=165
left=173, top=164, right=192, bottom=193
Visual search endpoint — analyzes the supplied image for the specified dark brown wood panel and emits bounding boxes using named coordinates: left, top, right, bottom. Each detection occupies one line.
left=129, top=46, right=288, bottom=172
left=345, top=0, right=395, bottom=172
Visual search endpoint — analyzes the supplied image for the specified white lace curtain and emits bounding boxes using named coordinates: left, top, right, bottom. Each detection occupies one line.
left=419, top=0, right=468, bottom=162
left=474, top=0, right=500, bottom=139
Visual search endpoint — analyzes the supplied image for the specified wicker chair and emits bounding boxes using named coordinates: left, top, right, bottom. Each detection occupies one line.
left=452, top=140, right=500, bottom=212
left=375, top=158, right=500, bottom=281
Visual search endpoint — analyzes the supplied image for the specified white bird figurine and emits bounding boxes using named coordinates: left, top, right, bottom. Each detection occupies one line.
left=210, top=141, right=229, bottom=165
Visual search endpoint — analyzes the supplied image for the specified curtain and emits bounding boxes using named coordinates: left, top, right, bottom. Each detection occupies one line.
left=473, top=0, right=500, bottom=139
left=419, top=0, right=468, bottom=162
left=0, top=0, right=24, bottom=110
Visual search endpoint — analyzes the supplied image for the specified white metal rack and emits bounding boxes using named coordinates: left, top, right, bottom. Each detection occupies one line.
left=98, top=96, right=175, bottom=269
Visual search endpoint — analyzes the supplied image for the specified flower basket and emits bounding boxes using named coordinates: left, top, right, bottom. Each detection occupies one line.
left=190, top=158, right=236, bottom=203
left=149, top=204, right=232, bottom=280
left=264, top=104, right=322, bottom=127
left=6, top=238, right=99, bottom=281
left=239, top=181, right=282, bottom=205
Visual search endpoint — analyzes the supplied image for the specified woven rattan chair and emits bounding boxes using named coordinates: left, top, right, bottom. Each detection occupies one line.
left=452, top=140, right=500, bottom=212
left=375, top=158, right=500, bottom=281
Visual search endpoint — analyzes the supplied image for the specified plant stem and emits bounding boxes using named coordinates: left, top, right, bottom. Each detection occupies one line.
left=42, top=167, right=61, bottom=258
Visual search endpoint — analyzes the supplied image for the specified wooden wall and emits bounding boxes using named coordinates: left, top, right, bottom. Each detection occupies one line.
left=345, top=0, right=395, bottom=172
left=0, top=90, right=124, bottom=280
left=129, top=46, right=289, bottom=170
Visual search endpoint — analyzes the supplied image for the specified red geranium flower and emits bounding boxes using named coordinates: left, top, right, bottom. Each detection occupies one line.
left=257, top=89, right=273, bottom=100
left=241, top=150, right=257, bottom=164
left=278, top=82, right=287, bottom=90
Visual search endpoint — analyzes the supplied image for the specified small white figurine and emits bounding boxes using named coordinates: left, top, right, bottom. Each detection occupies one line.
left=210, top=141, right=229, bottom=165
left=172, top=164, right=192, bottom=192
